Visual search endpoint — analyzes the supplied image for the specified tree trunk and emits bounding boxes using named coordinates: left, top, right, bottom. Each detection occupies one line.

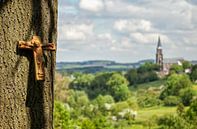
left=0, top=0, right=57, bottom=129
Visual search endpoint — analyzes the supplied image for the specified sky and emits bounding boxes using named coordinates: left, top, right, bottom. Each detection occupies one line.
left=57, top=0, right=197, bottom=63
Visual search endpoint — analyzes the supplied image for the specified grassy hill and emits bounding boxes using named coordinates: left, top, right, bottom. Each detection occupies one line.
left=56, top=60, right=154, bottom=74
left=54, top=71, right=197, bottom=129
left=132, top=80, right=165, bottom=90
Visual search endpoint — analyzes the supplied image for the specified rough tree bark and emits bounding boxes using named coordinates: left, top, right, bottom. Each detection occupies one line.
left=0, top=0, right=57, bottom=129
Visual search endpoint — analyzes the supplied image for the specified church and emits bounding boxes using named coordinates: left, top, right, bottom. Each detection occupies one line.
left=155, top=37, right=184, bottom=75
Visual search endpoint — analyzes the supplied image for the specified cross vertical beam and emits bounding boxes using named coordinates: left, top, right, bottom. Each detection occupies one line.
left=18, top=36, right=56, bottom=81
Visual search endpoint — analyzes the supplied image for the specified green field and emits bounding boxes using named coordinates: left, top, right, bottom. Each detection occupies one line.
left=134, top=80, right=165, bottom=89
left=137, top=106, right=177, bottom=122
left=116, top=106, right=177, bottom=129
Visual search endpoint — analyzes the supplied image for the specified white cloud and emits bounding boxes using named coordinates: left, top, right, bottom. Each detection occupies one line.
left=59, top=23, right=94, bottom=41
left=105, top=0, right=148, bottom=16
left=130, top=32, right=170, bottom=45
left=57, top=0, right=197, bottom=62
left=98, top=33, right=112, bottom=40
left=120, top=37, right=132, bottom=49
left=114, top=19, right=153, bottom=32
left=79, top=0, right=104, bottom=12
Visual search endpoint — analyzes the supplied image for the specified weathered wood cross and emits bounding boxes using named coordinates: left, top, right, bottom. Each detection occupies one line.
left=18, top=36, right=56, bottom=81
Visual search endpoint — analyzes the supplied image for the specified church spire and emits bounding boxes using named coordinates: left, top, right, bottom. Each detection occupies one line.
left=156, top=36, right=163, bottom=71
left=157, top=36, right=162, bottom=49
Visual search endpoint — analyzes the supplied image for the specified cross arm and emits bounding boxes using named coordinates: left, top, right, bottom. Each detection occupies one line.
left=42, top=43, right=56, bottom=51
left=18, top=40, right=34, bottom=49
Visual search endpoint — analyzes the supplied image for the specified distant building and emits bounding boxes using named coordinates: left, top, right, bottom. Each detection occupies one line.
left=156, top=36, right=164, bottom=71
left=163, top=58, right=184, bottom=74
left=155, top=37, right=184, bottom=75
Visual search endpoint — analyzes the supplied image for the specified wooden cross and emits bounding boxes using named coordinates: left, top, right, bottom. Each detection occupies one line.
left=18, top=36, right=56, bottom=81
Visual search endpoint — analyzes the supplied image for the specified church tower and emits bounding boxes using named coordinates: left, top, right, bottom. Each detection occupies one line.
left=156, top=36, right=163, bottom=70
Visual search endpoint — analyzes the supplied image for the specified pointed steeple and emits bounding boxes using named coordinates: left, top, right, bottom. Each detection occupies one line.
left=157, top=36, right=162, bottom=49
left=156, top=36, right=163, bottom=71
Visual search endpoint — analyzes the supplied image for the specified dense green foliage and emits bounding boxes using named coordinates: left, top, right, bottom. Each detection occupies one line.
left=106, top=73, right=130, bottom=101
left=163, top=96, right=180, bottom=106
left=70, top=72, right=130, bottom=101
left=125, top=62, right=159, bottom=86
left=170, top=64, right=184, bottom=74
left=137, top=89, right=162, bottom=108
left=160, top=73, right=194, bottom=106
left=190, top=64, right=197, bottom=82
left=182, top=61, right=192, bottom=69
left=158, top=99, right=197, bottom=129
left=54, top=62, right=197, bottom=129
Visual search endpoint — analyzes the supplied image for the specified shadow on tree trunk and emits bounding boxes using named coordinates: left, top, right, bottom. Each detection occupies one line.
left=25, top=0, right=45, bottom=128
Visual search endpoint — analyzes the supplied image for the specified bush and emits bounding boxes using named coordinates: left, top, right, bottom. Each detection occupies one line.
left=126, top=99, right=139, bottom=110
left=180, top=88, right=195, bottom=106
left=54, top=101, right=74, bottom=129
left=81, top=118, right=96, bottom=129
left=70, top=73, right=94, bottom=90
left=186, top=99, right=197, bottom=121
left=138, top=95, right=162, bottom=108
left=93, top=116, right=114, bottom=129
left=157, top=114, right=191, bottom=129
left=164, top=96, right=180, bottom=106
left=67, top=90, right=89, bottom=108
left=190, top=65, right=197, bottom=82
left=170, top=64, right=184, bottom=74
left=112, top=101, right=130, bottom=115
left=160, top=74, right=192, bottom=100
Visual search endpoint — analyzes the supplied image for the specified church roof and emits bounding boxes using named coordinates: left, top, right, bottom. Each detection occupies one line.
left=163, top=58, right=184, bottom=64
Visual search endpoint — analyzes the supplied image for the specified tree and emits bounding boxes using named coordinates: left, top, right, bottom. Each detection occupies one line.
left=70, top=73, right=94, bottom=90
left=90, top=72, right=112, bottom=97
left=55, top=73, right=71, bottom=103
left=54, top=101, right=74, bottom=129
left=160, top=74, right=192, bottom=100
left=137, top=62, right=160, bottom=73
left=125, top=63, right=159, bottom=86
left=190, top=64, right=197, bottom=82
left=186, top=99, right=197, bottom=121
left=180, top=88, right=195, bottom=106
left=164, top=96, right=180, bottom=106
left=182, top=61, right=192, bottom=70
left=170, top=64, right=184, bottom=74
left=0, top=1, right=57, bottom=129
left=125, top=69, right=138, bottom=86
left=157, top=114, right=191, bottom=129
left=106, top=73, right=130, bottom=101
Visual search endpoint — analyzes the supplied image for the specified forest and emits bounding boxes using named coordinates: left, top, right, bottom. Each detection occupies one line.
left=54, top=62, right=197, bottom=129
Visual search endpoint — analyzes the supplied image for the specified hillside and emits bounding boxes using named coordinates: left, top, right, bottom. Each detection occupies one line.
left=56, top=59, right=154, bottom=73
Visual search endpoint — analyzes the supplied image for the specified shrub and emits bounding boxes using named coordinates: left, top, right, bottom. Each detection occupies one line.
left=93, top=116, right=114, bottom=129
left=54, top=101, right=74, bottom=129
left=186, top=99, right=197, bottom=121
left=160, top=74, right=192, bottom=100
left=137, top=95, right=162, bottom=108
left=190, top=65, right=197, bottom=82
left=170, top=64, right=184, bottom=74
left=81, top=118, right=96, bottom=129
left=164, top=96, right=180, bottom=106
left=157, top=114, right=191, bottom=129
left=180, top=88, right=195, bottom=106
left=67, top=90, right=89, bottom=108
left=112, top=101, right=130, bottom=115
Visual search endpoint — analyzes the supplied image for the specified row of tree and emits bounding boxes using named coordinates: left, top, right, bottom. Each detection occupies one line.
left=70, top=72, right=130, bottom=101
left=125, top=62, right=159, bottom=86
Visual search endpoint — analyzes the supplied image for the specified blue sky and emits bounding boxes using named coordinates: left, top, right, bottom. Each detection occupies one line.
left=57, top=0, right=197, bottom=63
